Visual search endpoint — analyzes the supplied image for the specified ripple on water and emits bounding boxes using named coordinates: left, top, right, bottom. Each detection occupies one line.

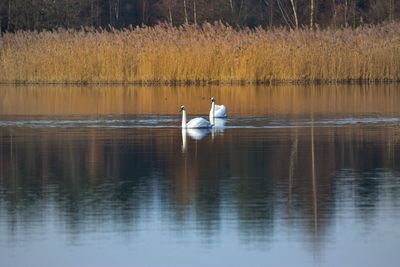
left=0, top=116, right=399, bottom=129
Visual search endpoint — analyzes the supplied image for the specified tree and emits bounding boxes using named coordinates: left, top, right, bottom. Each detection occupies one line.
left=183, top=0, right=188, bottom=23
left=310, top=0, right=315, bottom=28
left=1, top=0, right=399, bottom=31
left=290, top=0, right=299, bottom=29
left=160, top=0, right=176, bottom=24
left=273, top=0, right=297, bottom=29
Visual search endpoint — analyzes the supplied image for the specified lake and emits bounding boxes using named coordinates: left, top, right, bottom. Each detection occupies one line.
left=1, top=84, right=400, bottom=267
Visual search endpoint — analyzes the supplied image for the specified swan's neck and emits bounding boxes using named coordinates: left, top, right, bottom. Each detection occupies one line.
left=182, top=110, right=187, bottom=128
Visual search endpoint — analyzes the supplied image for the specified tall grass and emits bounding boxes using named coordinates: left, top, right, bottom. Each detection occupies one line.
left=1, top=23, right=400, bottom=84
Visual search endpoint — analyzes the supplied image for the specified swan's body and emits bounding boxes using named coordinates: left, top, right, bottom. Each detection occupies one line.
left=181, top=105, right=212, bottom=129
left=209, top=97, right=227, bottom=122
left=185, top=117, right=212, bottom=129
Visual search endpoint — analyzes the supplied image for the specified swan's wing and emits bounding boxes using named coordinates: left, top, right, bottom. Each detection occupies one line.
left=186, top=117, right=211, bottom=128
left=214, top=105, right=227, bottom=117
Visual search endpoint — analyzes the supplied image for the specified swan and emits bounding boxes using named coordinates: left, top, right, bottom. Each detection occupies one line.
left=180, top=105, right=212, bottom=129
left=209, top=97, right=227, bottom=122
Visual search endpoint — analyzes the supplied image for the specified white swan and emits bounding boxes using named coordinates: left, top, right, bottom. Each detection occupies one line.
left=181, top=105, right=212, bottom=129
left=209, top=97, right=227, bottom=122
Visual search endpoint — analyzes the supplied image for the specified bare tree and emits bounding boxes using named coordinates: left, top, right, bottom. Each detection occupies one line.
left=89, top=0, right=101, bottom=27
left=168, top=0, right=173, bottom=24
left=183, top=0, right=189, bottom=24
left=114, top=0, right=120, bottom=24
left=351, top=0, right=356, bottom=27
left=289, top=0, right=299, bottom=29
left=310, top=0, right=315, bottom=29
left=229, top=0, right=234, bottom=18
left=331, top=0, right=337, bottom=27
left=275, top=0, right=296, bottom=29
left=261, top=0, right=274, bottom=28
left=160, top=0, right=176, bottom=24
left=66, top=0, right=70, bottom=27
left=7, top=0, right=12, bottom=30
left=107, top=0, right=120, bottom=26
left=269, top=0, right=274, bottom=28
left=389, top=0, right=394, bottom=21
left=193, top=0, right=197, bottom=25
left=142, top=0, right=147, bottom=24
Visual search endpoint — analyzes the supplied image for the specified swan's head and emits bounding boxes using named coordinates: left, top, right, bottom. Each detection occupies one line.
left=211, top=97, right=215, bottom=103
left=180, top=105, right=185, bottom=112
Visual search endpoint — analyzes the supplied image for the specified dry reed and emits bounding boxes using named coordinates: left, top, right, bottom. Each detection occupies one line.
left=1, top=23, right=400, bottom=84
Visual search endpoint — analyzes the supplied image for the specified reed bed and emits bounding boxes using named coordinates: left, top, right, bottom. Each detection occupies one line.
left=1, top=23, right=400, bottom=84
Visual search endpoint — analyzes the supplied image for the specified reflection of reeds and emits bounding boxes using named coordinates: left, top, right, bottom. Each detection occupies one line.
left=1, top=84, right=400, bottom=116
left=1, top=23, right=400, bottom=84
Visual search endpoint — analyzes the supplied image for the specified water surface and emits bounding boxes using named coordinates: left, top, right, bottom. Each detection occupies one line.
left=1, top=84, right=400, bottom=267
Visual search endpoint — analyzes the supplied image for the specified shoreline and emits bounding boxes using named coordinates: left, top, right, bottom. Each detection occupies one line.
left=1, top=79, right=400, bottom=86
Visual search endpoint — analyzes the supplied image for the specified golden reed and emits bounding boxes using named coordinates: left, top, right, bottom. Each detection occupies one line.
left=1, top=23, right=400, bottom=84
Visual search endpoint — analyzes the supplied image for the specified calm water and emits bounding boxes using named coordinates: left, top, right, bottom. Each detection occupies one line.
left=1, top=85, right=400, bottom=267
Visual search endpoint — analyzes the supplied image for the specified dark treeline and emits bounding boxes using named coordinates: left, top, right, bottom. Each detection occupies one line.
left=0, top=0, right=398, bottom=32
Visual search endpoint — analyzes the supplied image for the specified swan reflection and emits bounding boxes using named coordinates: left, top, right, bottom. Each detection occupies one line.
left=187, top=128, right=211, bottom=140
left=182, top=128, right=211, bottom=153
left=211, top=118, right=227, bottom=138
left=182, top=119, right=228, bottom=152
